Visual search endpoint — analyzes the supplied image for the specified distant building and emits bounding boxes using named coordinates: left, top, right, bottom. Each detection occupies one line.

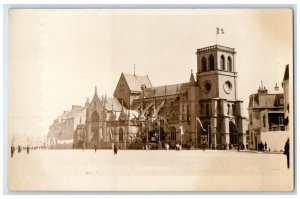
left=72, top=87, right=139, bottom=149
left=48, top=105, right=86, bottom=149
left=247, top=83, right=284, bottom=150
left=282, top=64, right=289, bottom=130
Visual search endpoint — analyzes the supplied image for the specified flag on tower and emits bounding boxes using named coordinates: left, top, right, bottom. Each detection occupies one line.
left=196, top=117, right=206, bottom=132
left=216, top=27, right=225, bottom=34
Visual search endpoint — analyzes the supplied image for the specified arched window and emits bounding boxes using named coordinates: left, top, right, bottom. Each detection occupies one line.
left=201, top=104, right=205, bottom=115
left=227, top=57, right=232, bottom=72
left=205, top=104, right=210, bottom=116
left=209, top=55, right=214, bottom=71
left=220, top=55, right=225, bottom=70
left=91, top=111, right=99, bottom=122
left=227, top=104, right=231, bottom=115
left=201, top=57, right=207, bottom=72
left=171, top=126, right=176, bottom=141
left=119, top=128, right=123, bottom=142
left=232, top=104, right=236, bottom=116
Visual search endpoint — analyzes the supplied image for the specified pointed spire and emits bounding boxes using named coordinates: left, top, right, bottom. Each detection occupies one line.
left=190, top=69, right=195, bottom=82
left=94, top=86, right=98, bottom=98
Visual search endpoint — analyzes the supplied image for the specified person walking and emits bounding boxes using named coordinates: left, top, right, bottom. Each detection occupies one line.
left=284, top=138, right=290, bottom=169
left=11, top=144, right=15, bottom=158
left=26, top=145, right=30, bottom=154
left=94, top=144, right=97, bottom=153
left=113, top=143, right=118, bottom=155
left=202, top=141, right=206, bottom=151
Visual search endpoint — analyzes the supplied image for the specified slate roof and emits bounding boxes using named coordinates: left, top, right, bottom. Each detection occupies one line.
left=123, top=73, right=152, bottom=92
left=142, top=83, right=188, bottom=98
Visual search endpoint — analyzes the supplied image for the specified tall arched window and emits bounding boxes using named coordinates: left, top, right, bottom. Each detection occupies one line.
left=200, top=104, right=205, bottom=115
left=205, top=103, right=210, bottom=116
left=220, top=55, right=225, bottom=70
left=171, top=126, right=176, bottom=141
left=227, top=57, right=232, bottom=72
left=209, top=55, right=214, bottom=71
left=201, top=57, right=207, bottom=72
left=119, top=128, right=123, bottom=142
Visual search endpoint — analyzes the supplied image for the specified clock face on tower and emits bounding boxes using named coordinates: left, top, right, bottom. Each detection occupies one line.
left=223, top=81, right=232, bottom=94
left=203, top=80, right=212, bottom=93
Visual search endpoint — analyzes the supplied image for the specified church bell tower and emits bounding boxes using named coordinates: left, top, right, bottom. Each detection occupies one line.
left=195, top=45, right=246, bottom=150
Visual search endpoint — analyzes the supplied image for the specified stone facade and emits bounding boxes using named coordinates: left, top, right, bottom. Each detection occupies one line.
left=49, top=44, right=247, bottom=150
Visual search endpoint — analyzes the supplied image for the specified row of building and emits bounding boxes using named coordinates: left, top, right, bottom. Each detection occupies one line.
left=47, top=44, right=290, bottom=151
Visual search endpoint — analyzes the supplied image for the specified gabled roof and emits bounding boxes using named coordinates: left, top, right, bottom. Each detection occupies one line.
left=123, top=73, right=152, bottom=92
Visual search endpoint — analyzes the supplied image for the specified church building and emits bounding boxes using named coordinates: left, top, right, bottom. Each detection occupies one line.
left=114, top=45, right=247, bottom=149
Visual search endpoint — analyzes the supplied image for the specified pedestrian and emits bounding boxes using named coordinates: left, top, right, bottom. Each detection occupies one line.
left=26, top=145, right=30, bottom=154
left=94, top=144, right=97, bottom=153
left=18, top=145, right=21, bottom=153
left=11, top=144, right=15, bottom=158
left=284, top=138, right=290, bottom=169
left=82, top=142, right=85, bottom=152
left=114, top=143, right=118, bottom=155
left=202, top=142, right=206, bottom=151
left=264, top=142, right=268, bottom=151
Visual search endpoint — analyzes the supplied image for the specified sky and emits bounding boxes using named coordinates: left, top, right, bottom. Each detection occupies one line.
left=8, top=9, right=293, bottom=137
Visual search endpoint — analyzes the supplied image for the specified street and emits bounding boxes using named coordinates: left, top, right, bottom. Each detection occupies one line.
left=7, top=149, right=293, bottom=191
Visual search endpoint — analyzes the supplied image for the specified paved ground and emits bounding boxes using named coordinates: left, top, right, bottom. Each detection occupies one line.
left=7, top=149, right=293, bottom=191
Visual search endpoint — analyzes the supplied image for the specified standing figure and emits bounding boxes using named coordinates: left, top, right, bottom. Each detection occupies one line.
left=284, top=138, right=290, bottom=169
left=94, top=144, right=97, bottom=153
left=202, top=141, right=206, bottom=151
left=18, top=145, right=21, bottom=153
left=26, top=145, right=30, bottom=154
left=11, top=144, right=15, bottom=158
left=264, top=142, right=268, bottom=151
left=114, top=143, right=118, bottom=155
left=82, top=142, right=85, bottom=152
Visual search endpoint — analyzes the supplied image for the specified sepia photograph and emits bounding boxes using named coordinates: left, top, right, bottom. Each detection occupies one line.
left=6, top=7, right=294, bottom=192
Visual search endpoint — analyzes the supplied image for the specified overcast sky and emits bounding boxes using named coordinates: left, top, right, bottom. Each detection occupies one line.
left=8, top=9, right=293, bottom=137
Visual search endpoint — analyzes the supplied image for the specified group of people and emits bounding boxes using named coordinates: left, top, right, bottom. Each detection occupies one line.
left=10, top=144, right=30, bottom=158
left=257, top=141, right=268, bottom=151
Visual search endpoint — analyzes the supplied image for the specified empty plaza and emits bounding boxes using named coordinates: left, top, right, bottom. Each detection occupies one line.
left=7, top=149, right=293, bottom=191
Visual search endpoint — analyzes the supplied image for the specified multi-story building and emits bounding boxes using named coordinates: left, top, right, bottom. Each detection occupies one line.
left=247, top=84, right=285, bottom=150
left=282, top=64, right=289, bottom=130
